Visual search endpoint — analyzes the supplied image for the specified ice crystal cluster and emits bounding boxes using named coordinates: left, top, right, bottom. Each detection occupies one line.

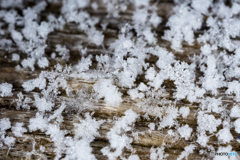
left=0, top=0, right=240, bottom=159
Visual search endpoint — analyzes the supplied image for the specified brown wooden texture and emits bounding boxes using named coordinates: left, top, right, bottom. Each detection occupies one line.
left=0, top=0, right=239, bottom=160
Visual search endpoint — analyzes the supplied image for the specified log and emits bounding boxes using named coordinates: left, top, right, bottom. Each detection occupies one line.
left=0, top=0, right=240, bottom=160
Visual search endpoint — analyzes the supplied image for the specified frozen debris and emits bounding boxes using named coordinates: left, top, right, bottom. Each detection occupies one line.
left=12, top=122, right=27, bottom=137
left=93, top=79, right=122, bottom=106
left=177, top=124, right=192, bottom=140
left=150, top=146, right=169, bottom=160
left=0, top=83, right=13, bottom=97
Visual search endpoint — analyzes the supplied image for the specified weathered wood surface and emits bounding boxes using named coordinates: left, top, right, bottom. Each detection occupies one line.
left=0, top=0, right=239, bottom=160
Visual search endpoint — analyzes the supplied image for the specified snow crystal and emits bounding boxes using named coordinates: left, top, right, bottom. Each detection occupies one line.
left=230, top=105, right=240, bottom=118
left=191, top=0, right=212, bottom=14
left=74, top=112, right=104, bottom=142
left=128, top=89, right=144, bottom=99
left=3, top=136, right=15, bottom=147
left=0, top=83, right=13, bottom=97
left=101, top=109, right=138, bottom=160
left=51, top=52, right=56, bottom=59
left=0, top=118, right=11, bottom=131
left=21, top=58, right=36, bottom=71
left=12, top=53, right=20, bottom=61
left=34, top=95, right=54, bottom=112
left=22, top=77, right=46, bottom=92
left=133, top=0, right=149, bottom=7
left=226, top=81, right=240, bottom=102
left=93, top=79, right=122, bottom=106
left=48, top=102, right=66, bottom=123
left=216, top=127, right=233, bottom=144
left=159, top=106, right=179, bottom=129
left=234, top=119, right=240, bottom=133
left=0, top=118, right=15, bottom=147
left=12, top=122, right=27, bottom=137
left=91, top=2, right=98, bottom=10
left=197, top=112, right=221, bottom=134
left=179, top=107, right=190, bottom=118
left=148, top=123, right=155, bottom=132
left=75, top=55, right=92, bottom=73
left=0, top=0, right=23, bottom=8
left=177, top=125, right=192, bottom=140
left=56, top=45, right=70, bottom=61
left=163, top=3, right=202, bottom=51
left=37, top=57, right=49, bottom=68
left=11, top=30, right=23, bottom=43
left=28, top=113, right=48, bottom=132
left=150, top=147, right=169, bottom=160
left=125, top=155, right=140, bottom=160
left=201, top=97, right=223, bottom=113
left=197, top=133, right=209, bottom=147
left=177, top=144, right=195, bottom=160
left=63, top=138, right=96, bottom=160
